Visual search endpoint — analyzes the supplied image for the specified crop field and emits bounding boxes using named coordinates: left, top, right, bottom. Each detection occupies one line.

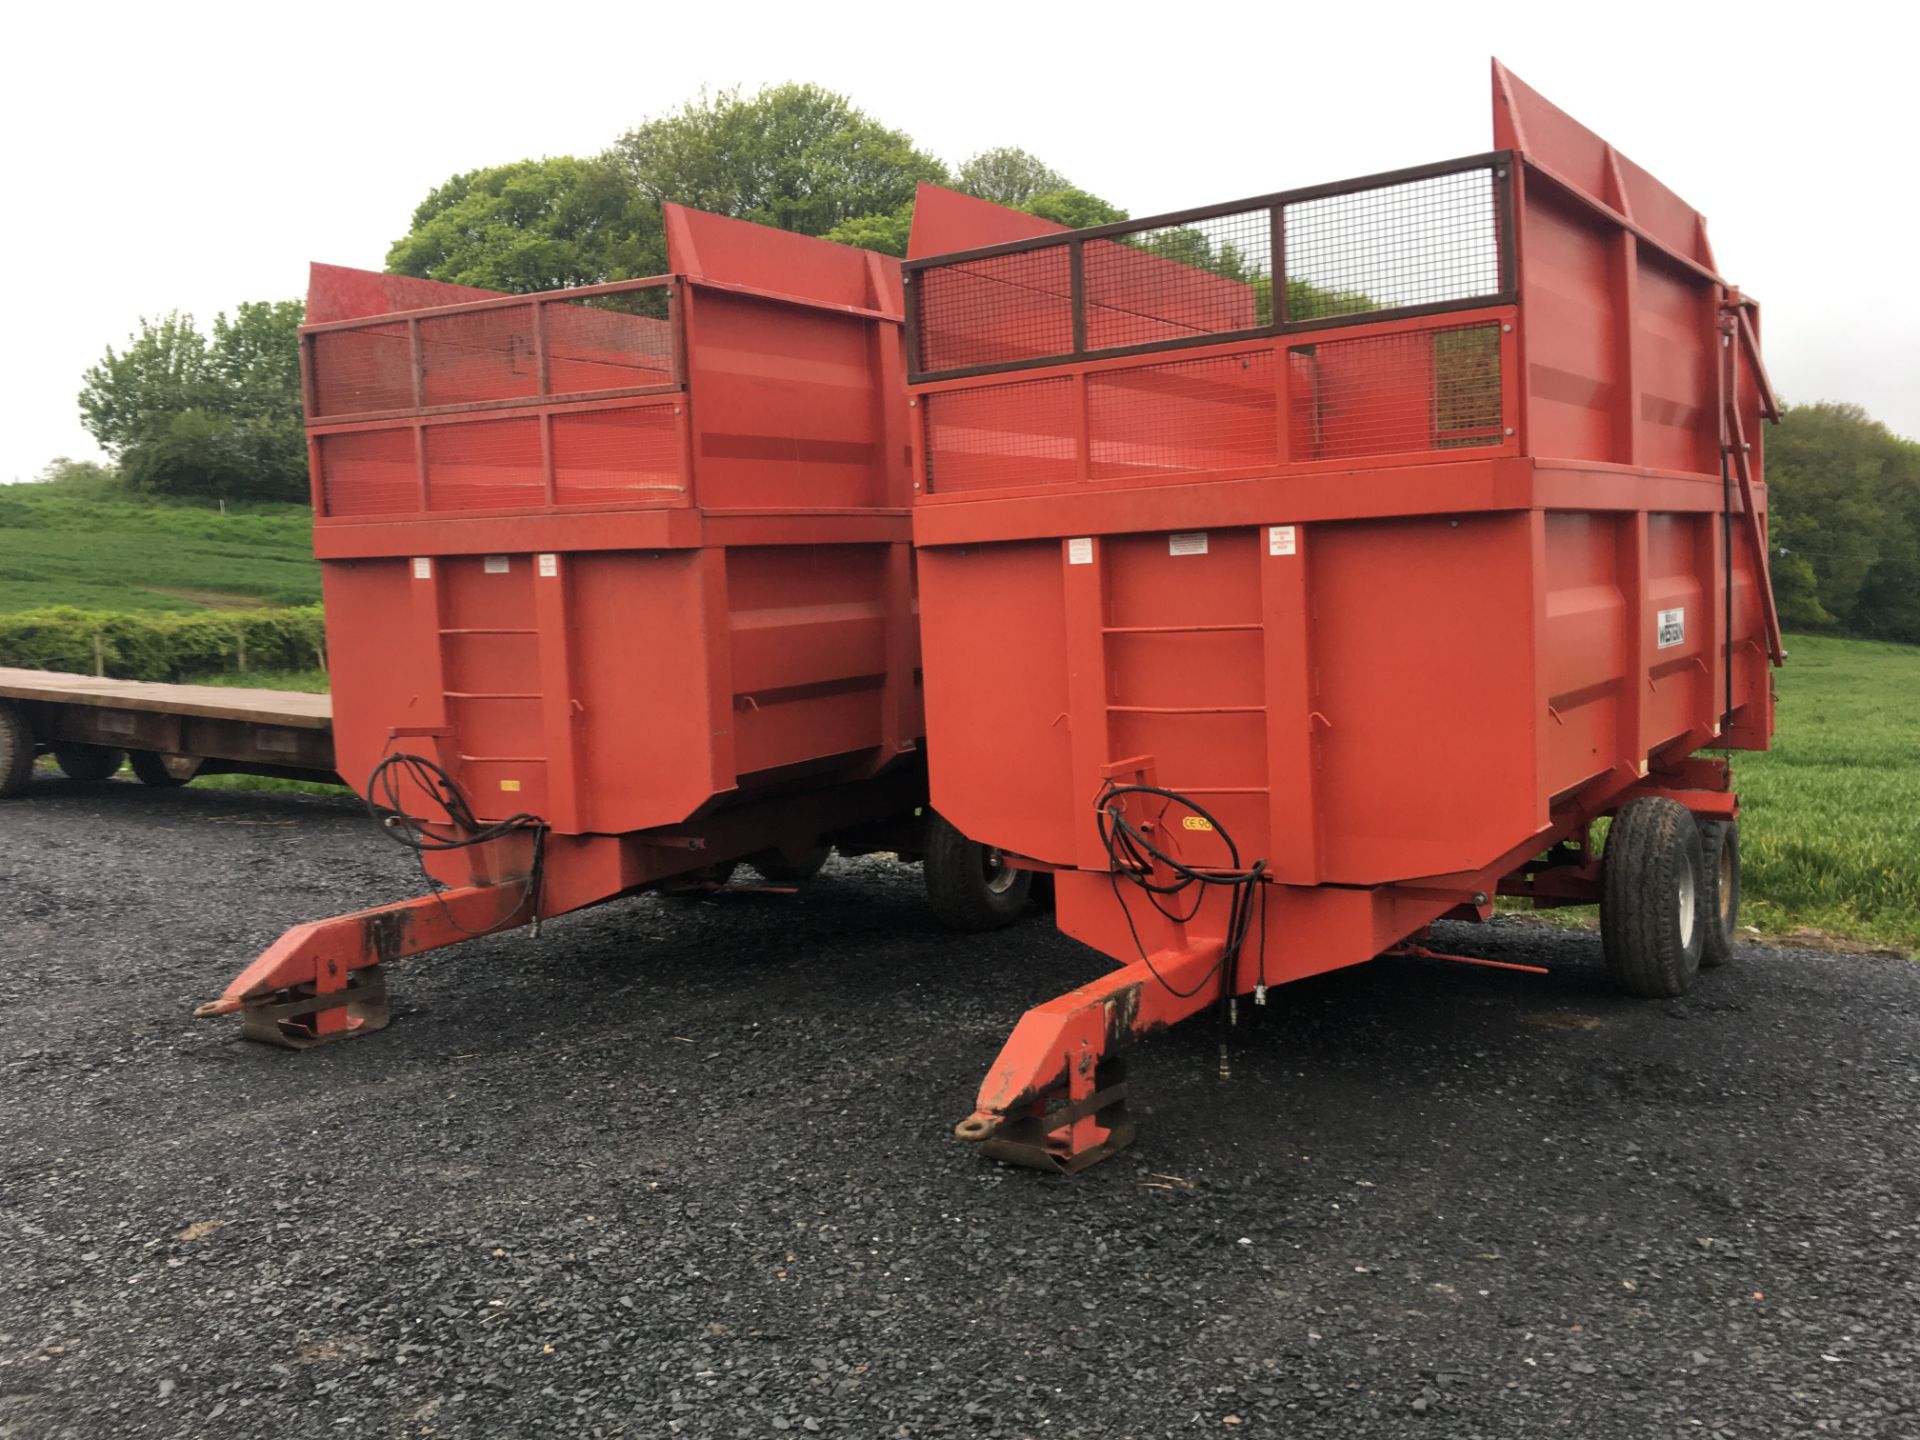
left=1736, top=633, right=1920, bottom=950
left=0, top=487, right=318, bottom=613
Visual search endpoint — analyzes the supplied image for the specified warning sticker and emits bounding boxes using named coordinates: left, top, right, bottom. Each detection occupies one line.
left=411, top=557, right=432, bottom=580
left=538, top=553, right=559, bottom=577
left=1168, top=532, right=1209, bottom=557
left=484, top=555, right=510, bottom=575
left=500, top=779, right=521, bottom=792
left=1269, top=525, right=1297, bottom=557
left=1067, top=537, right=1093, bottom=565
left=1656, top=607, right=1686, bottom=649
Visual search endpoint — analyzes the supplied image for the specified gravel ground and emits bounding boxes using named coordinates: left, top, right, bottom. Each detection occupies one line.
left=1, top=777, right=1916, bottom=1439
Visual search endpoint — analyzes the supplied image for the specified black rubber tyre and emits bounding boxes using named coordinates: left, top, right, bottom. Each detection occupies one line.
left=923, top=811, right=1032, bottom=932
left=53, top=744, right=126, bottom=783
left=129, top=750, right=196, bottom=788
left=0, top=700, right=34, bottom=799
left=753, top=846, right=831, bottom=884
left=1697, top=819, right=1740, bottom=969
left=1600, top=796, right=1705, bottom=998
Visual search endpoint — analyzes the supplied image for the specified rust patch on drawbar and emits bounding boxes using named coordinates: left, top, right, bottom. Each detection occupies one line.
left=1103, top=983, right=1143, bottom=1051
left=363, top=907, right=415, bottom=964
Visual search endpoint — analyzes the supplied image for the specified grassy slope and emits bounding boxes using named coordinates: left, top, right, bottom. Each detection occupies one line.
left=0, top=485, right=318, bottom=613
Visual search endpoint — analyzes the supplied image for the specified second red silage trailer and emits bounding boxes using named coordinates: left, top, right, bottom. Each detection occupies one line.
left=904, top=63, right=1782, bottom=1170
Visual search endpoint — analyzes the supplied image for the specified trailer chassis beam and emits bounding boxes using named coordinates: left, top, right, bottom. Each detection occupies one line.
left=192, top=881, right=530, bottom=1047
left=954, top=938, right=1225, bottom=1173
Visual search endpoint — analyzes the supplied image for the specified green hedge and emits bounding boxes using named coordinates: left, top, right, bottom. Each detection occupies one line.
left=0, top=605, right=327, bottom=682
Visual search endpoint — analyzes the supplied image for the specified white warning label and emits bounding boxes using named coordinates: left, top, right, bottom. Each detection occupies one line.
left=538, top=553, right=559, bottom=577
left=483, top=555, right=510, bottom=575
left=411, top=557, right=432, bottom=580
left=1269, top=525, right=1297, bottom=557
left=1656, top=607, right=1686, bottom=649
left=1067, top=537, right=1093, bottom=565
left=1168, top=532, right=1209, bottom=557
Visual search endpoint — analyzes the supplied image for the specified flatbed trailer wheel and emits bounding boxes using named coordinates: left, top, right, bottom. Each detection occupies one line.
left=923, top=811, right=1032, bottom=931
left=0, top=700, right=34, bottom=798
left=1600, top=797, right=1705, bottom=998
left=1697, top=820, right=1740, bottom=969
left=129, top=750, right=196, bottom=788
left=53, top=744, right=126, bottom=783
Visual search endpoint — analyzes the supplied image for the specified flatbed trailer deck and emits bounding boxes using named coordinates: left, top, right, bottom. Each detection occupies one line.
left=0, top=667, right=339, bottom=793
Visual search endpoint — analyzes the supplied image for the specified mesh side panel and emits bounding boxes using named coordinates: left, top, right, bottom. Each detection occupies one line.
left=924, top=377, right=1078, bottom=493
left=546, top=293, right=675, bottom=395
left=916, top=248, right=1073, bottom=373
left=311, top=325, right=412, bottom=416
left=419, top=306, right=539, bottom=407
left=552, top=405, right=684, bottom=504
left=424, top=417, right=545, bottom=511
left=1087, top=352, right=1277, bottom=480
left=1289, top=322, right=1503, bottom=461
left=1084, top=210, right=1269, bottom=351
left=318, top=429, right=417, bottom=516
left=1284, top=169, right=1499, bottom=322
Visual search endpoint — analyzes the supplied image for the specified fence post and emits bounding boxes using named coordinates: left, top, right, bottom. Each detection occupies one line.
left=93, top=633, right=105, bottom=677
left=236, top=630, right=248, bottom=675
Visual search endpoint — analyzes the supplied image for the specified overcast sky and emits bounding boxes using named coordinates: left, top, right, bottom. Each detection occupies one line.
left=4, top=0, right=1914, bottom=481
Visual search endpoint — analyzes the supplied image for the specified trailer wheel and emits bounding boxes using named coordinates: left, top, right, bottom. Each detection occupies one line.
left=923, top=811, right=1032, bottom=931
left=53, top=744, right=126, bottom=783
left=753, top=846, right=831, bottom=884
left=1600, top=797, right=1705, bottom=998
left=1697, top=820, right=1740, bottom=969
left=0, top=700, right=34, bottom=798
left=129, top=750, right=196, bottom=788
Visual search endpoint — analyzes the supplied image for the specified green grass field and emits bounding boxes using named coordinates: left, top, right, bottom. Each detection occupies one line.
left=0, top=486, right=318, bottom=613
left=1736, top=633, right=1920, bottom=950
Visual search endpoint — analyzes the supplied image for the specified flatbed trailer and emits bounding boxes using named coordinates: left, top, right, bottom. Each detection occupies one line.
left=0, top=667, right=339, bottom=792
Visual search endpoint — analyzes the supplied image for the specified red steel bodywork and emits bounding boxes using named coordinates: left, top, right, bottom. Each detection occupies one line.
left=201, top=208, right=922, bottom=1040
left=906, top=65, right=1780, bottom=1167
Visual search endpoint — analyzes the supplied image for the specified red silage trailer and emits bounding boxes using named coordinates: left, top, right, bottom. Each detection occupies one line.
left=196, top=207, right=1030, bottom=1045
left=905, top=64, right=1783, bottom=1170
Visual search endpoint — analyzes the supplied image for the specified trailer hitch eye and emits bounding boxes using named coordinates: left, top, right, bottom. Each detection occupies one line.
left=954, top=1115, right=997, bottom=1142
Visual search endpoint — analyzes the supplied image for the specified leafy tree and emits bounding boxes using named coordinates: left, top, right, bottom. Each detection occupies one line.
left=824, top=204, right=916, bottom=258
left=209, top=301, right=305, bottom=420
left=610, top=84, right=948, bottom=238
left=1767, top=402, right=1920, bottom=640
left=957, top=148, right=1070, bottom=207
left=77, top=305, right=309, bottom=504
left=1025, top=189, right=1127, bottom=230
left=386, top=156, right=659, bottom=290
left=79, top=313, right=212, bottom=455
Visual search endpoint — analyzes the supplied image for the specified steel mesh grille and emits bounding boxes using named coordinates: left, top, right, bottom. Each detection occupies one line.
left=1084, top=210, right=1270, bottom=351
left=915, top=248, right=1073, bottom=374
left=923, top=376, right=1077, bottom=493
left=418, top=306, right=540, bottom=408
left=311, top=325, right=413, bottom=416
left=1289, top=322, right=1503, bottom=461
left=546, top=292, right=674, bottom=395
left=317, top=428, right=417, bottom=516
left=1283, top=169, right=1499, bottom=322
left=424, top=417, right=545, bottom=511
left=552, top=405, right=684, bottom=504
left=1087, top=352, right=1277, bottom=480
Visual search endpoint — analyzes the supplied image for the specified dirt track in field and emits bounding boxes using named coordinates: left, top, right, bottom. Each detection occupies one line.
left=2, top=777, right=1916, bottom=1438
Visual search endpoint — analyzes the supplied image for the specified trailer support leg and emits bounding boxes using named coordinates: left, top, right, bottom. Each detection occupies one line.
left=192, top=881, right=531, bottom=1048
left=954, top=939, right=1224, bottom=1172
